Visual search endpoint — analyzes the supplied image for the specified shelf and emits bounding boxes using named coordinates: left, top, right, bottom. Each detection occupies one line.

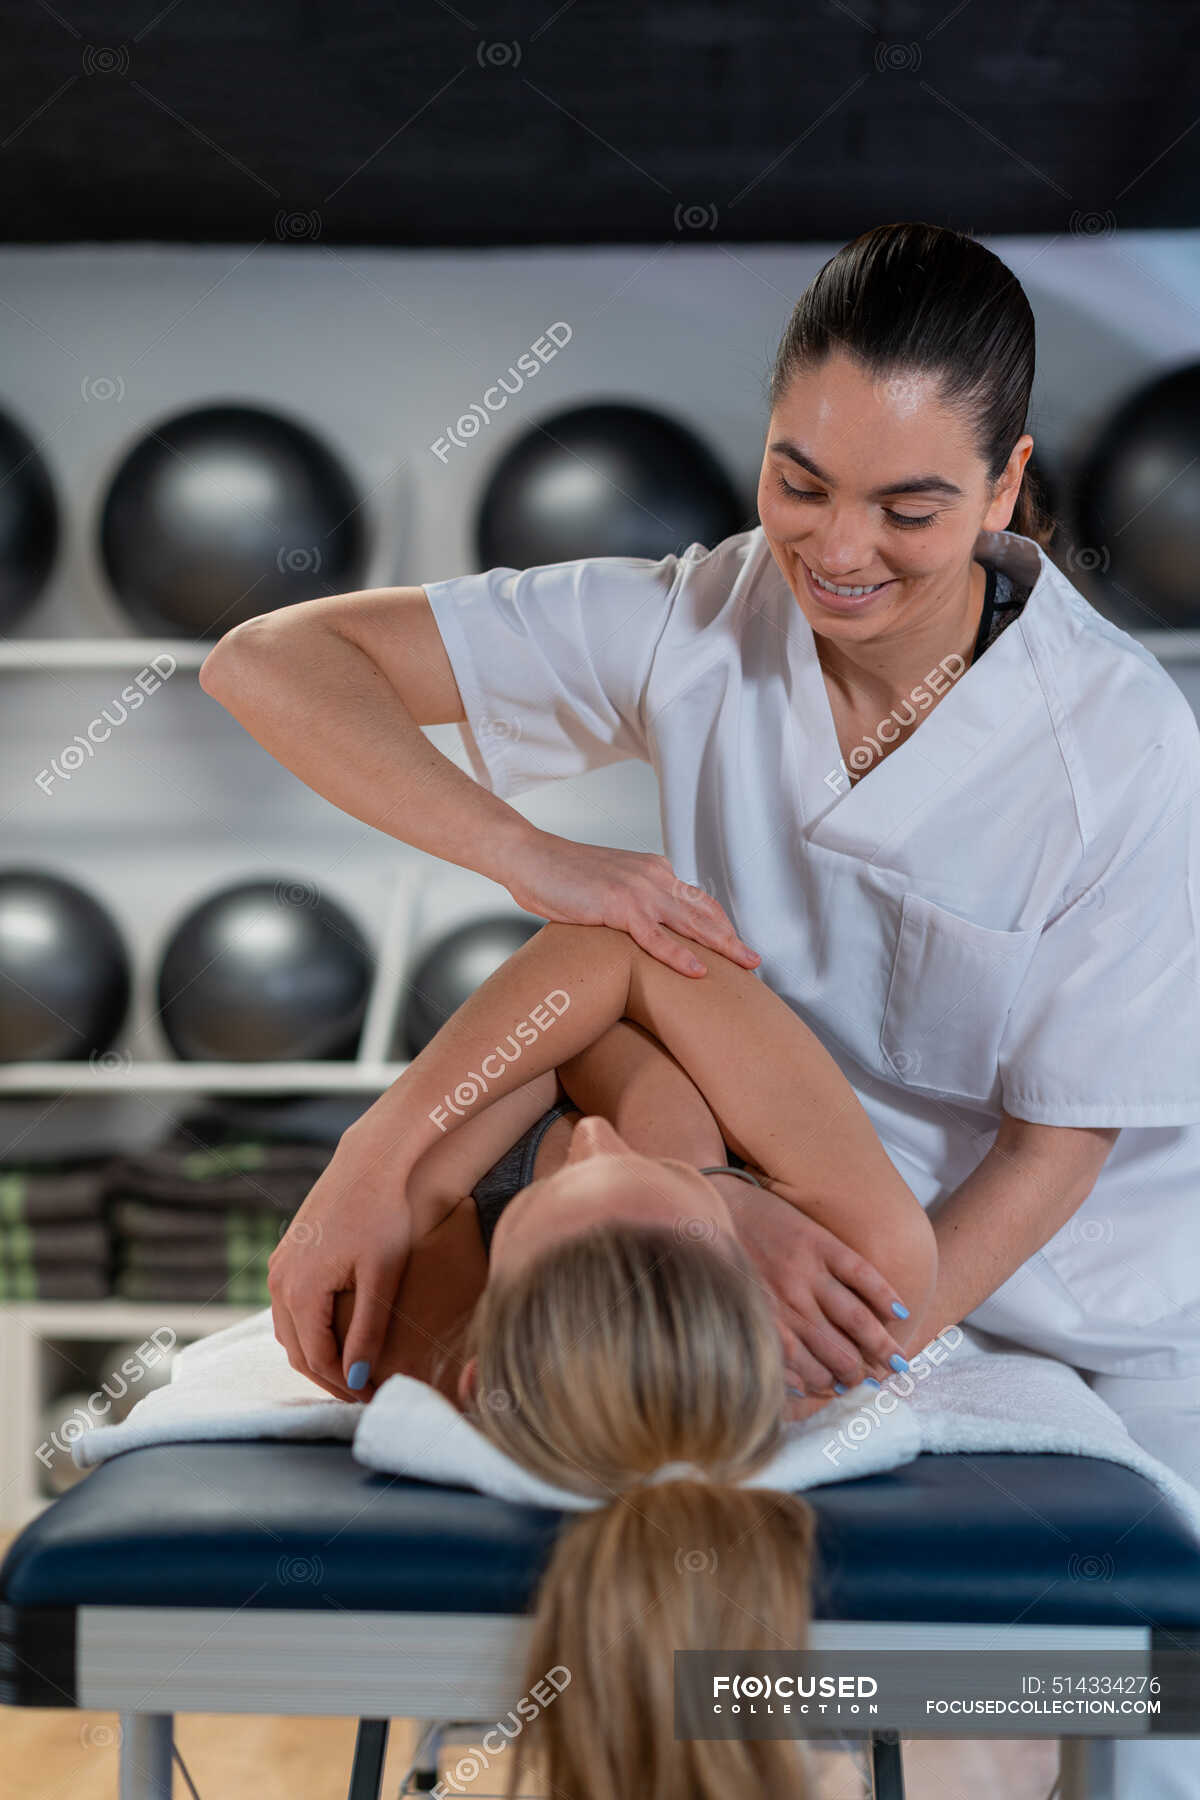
left=2, top=629, right=1200, bottom=669
left=0, top=638, right=209, bottom=670
left=3, top=1299, right=260, bottom=1336
left=1136, top=631, right=1200, bottom=660
left=0, top=1060, right=410, bottom=1092
left=0, top=1302, right=264, bottom=1524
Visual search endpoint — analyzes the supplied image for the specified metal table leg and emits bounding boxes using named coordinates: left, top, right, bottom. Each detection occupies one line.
left=869, top=1730, right=905, bottom=1800
left=347, top=1718, right=390, bottom=1800
left=118, top=1713, right=174, bottom=1800
left=1059, top=1736, right=1116, bottom=1800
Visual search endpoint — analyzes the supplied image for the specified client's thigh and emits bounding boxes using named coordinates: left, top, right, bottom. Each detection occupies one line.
left=332, top=1196, right=489, bottom=1399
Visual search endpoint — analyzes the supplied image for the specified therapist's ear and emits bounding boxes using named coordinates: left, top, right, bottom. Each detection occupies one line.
left=985, top=433, right=1034, bottom=530
left=457, top=1356, right=479, bottom=1412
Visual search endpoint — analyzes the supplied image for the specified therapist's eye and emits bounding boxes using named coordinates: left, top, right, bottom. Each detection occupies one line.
left=773, top=472, right=938, bottom=530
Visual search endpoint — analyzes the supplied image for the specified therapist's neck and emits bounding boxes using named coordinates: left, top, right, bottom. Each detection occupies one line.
left=814, top=556, right=986, bottom=713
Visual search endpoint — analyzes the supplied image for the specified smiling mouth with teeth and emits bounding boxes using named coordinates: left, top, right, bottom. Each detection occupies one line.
left=806, top=562, right=892, bottom=598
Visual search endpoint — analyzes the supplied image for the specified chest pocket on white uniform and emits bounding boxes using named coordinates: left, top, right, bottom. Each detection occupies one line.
left=880, top=891, right=1041, bottom=1105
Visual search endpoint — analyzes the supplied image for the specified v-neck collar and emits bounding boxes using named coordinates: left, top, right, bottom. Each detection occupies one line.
left=775, top=532, right=1049, bottom=866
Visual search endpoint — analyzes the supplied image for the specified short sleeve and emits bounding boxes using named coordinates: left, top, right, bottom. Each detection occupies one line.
left=998, top=732, right=1200, bottom=1127
left=422, top=552, right=684, bottom=800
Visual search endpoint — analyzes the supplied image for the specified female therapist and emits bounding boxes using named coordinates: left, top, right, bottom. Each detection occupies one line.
left=202, top=221, right=1200, bottom=1798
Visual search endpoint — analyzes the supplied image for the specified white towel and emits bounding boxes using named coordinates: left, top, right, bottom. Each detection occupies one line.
left=70, top=1306, right=358, bottom=1463
left=71, top=1308, right=1200, bottom=1545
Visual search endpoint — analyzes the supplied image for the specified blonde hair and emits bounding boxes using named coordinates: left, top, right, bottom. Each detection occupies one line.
left=434, top=1219, right=819, bottom=1800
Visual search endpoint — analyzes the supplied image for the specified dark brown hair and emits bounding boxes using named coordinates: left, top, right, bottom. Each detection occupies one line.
left=768, top=220, right=1056, bottom=549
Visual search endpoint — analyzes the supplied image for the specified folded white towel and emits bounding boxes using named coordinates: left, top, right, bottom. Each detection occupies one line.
left=71, top=1308, right=1200, bottom=1546
left=70, top=1306, right=357, bottom=1463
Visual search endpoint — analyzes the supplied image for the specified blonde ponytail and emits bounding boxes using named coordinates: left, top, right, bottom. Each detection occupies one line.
left=444, top=1221, right=822, bottom=1800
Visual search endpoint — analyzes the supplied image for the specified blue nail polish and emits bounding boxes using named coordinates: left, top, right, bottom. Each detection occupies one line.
left=864, top=1377, right=882, bottom=1388
left=892, top=1301, right=909, bottom=1318
left=833, top=1382, right=847, bottom=1395
left=347, top=1360, right=370, bottom=1391
left=889, top=1353, right=909, bottom=1372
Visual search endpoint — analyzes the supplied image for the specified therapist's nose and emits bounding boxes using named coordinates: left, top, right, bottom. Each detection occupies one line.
left=810, top=537, right=879, bottom=577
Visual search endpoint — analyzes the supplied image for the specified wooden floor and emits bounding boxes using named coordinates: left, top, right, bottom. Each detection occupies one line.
left=0, top=1536, right=1060, bottom=1799
left=0, top=1698, right=1062, bottom=1796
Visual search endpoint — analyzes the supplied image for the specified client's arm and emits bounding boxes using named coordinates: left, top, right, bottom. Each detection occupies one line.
left=331, top=1021, right=731, bottom=1404
left=349, top=922, right=935, bottom=1347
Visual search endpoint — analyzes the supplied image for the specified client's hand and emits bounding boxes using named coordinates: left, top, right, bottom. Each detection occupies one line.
left=721, top=1181, right=909, bottom=1405
left=268, top=1123, right=414, bottom=1404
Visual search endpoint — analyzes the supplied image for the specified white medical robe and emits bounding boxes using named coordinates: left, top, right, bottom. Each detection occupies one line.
left=424, top=526, right=1200, bottom=1379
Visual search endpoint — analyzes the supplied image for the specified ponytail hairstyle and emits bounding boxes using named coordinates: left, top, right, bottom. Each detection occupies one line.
left=433, top=1221, right=819, bottom=1800
left=768, top=219, right=1057, bottom=551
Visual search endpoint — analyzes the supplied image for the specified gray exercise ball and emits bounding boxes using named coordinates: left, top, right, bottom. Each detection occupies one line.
left=157, top=878, right=373, bottom=1062
left=99, top=402, right=370, bottom=639
left=0, top=408, right=59, bottom=628
left=475, top=401, right=745, bottom=568
left=1073, top=361, right=1200, bottom=628
left=401, top=914, right=544, bottom=1057
left=0, top=869, right=131, bottom=1062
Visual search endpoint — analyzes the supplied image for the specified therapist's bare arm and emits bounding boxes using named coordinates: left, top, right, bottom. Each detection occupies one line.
left=196, top=589, right=758, bottom=976
left=892, top=1116, right=1120, bottom=1361
left=197, top=589, right=534, bottom=881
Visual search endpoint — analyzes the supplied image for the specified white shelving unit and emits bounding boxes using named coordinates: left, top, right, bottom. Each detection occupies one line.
left=0, top=637, right=521, bottom=1524
left=0, top=613, right=662, bottom=1524
left=0, top=1300, right=260, bottom=1526
left=0, top=674, right=417, bottom=1518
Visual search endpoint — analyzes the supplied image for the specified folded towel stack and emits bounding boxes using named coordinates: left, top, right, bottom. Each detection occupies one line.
left=106, top=1125, right=339, bottom=1306
left=0, top=1097, right=370, bottom=1307
left=0, top=1160, right=116, bottom=1299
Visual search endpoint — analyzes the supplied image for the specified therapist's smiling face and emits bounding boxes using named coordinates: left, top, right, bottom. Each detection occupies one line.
left=757, top=350, right=1030, bottom=637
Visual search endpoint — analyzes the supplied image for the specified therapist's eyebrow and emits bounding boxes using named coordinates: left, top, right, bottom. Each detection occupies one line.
left=769, top=441, right=965, bottom=501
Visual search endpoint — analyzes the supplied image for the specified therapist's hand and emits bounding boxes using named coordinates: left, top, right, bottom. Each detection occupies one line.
left=503, top=829, right=761, bottom=978
left=721, top=1182, right=910, bottom=1396
left=267, top=1126, right=414, bottom=1405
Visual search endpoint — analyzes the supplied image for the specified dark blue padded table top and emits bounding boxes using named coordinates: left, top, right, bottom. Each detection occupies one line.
left=4, top=1440, right=1200, bottom=1629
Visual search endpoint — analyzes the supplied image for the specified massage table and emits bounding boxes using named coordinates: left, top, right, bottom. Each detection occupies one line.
left=2, top=1439, right=1199, bottom=1800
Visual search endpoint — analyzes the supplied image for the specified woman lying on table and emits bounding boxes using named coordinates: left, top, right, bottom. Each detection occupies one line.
left=269, top=921, right=938, bottom=1800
